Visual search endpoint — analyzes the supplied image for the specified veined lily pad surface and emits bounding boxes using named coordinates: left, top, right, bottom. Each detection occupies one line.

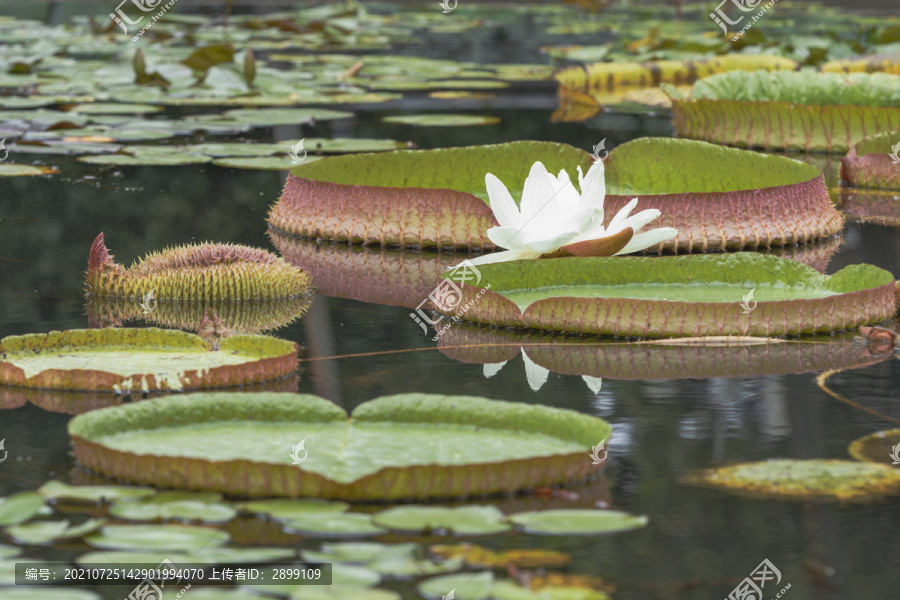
left=434, top=253, right=895, bottom=338
left=685, top=459, right=900, bottom=502
left=841, top=131, right=900, bottom=190
left=0, top=328, right=298, bottom=393
left=671, top=71, right=900, bottom=153
left=268, top=139, right=842, bottom=252
left=68, top=392, right=611, bottom=500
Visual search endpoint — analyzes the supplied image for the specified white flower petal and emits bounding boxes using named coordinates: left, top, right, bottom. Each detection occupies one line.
left=521, top=350, right=550, bottom=391
left=463, top=248, right=539, bottom=266
left=614, top=207, right=662, bottom=235
left=583, top=375, right=603, bottom=394
left=487, top=226, right=529, bottom=251
left=577, top=159, right=606, bottom=211
left=606, top=198, right=638, bottom=232
left=614, top=227, right=679, bottom=255
left=484, top=361, right=507, bottom=378
left=522, top=230, right=579, bottom=255
left=485, top=173, right=521, bottom=228
left=519, top=161, right=559, bottom=221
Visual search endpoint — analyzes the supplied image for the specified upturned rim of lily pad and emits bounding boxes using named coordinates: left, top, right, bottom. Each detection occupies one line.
left=434, top=253, right=895, bottom=338
left=436, top=326, right=892, bottom=380
left=267, top=139, right=842, bottom=252
left=848, top=428, right=900, bottom=465
left=0, top=328, right=298, bottom=393
left=683, top=459, right=900, bottom=502
left=840, top=131, right=900, bottom=191
left=68, top=392, right=611, bottom=500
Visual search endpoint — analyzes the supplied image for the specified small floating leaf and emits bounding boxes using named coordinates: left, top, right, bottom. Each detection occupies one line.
left=848, top=429, right=900, bottom=465
left=2, top=589, right=99, bottom=600
left=418, top=571, right=494, bottom=600
left=221, top=108, right=353, bottom=126
left=429, top=544, right=571, bottom=568
left=5, top=518, right=106, bottom=545
left=38, top=480, right=155, bottom=503
left=78, top=153, right=212, bottom=166
left=0, top=492, right=47, bottom=527
left=109, top=493, right=237, bottom=524
left=0, top=164, right=58, bottom=176
left=212, top=155, right=323, bottom=170
left=68, top=103, right=163, bottom=114
left=85, top=523, right=230, bottom=552
left=242, top=498, right=350, bottom=521
left=507, top=509, right=647, bottom=536
left=686, top=459, right=900, bottom=501
left=281, top=512, right=382, bottom=537
left=372, top=505, right=511, bottom=535
left=382, top=114, right=500, bottom=127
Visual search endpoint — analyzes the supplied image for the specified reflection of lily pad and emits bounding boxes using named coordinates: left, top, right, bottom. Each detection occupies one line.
left=685, top=459, right=900, bottom=501
left=85, top=523, right=230, bottom=551
left=382, top=114, right=500, bottom=127
left=0, top=328, right=299, bottom=393
left=372, top=505, right=511, bottom=535
left=435, top=253, right=895, bottom=337
left=69, top=393, right=610, bottom=500
left=837, top=189, right=900, bottom=227
left=848, top=429, right=900, bottom=465
left=437, top=326, right=891, bottom=380
left=268, top=232, right=471, bottom=308
left=841, top=132, right=900, bottom=190
left=507, top=509, right=647, bottom=536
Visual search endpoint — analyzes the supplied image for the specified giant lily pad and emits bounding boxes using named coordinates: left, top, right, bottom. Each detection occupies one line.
left=437, top=326, right=891, bottom=381
left=68, top=392, right=611, bottom=500
left=840, top=132, right=900, bottom=190
left=0, top=328, right=298, bottom=393
left=671, top=71, right=900, bottom=153
left=848, top=429, right=900, bottom=465
left=685, top=459, right=900, bottom=501
left=268, top=139, right=842, bottom=252
left=432, top=253, right=895, bottom=338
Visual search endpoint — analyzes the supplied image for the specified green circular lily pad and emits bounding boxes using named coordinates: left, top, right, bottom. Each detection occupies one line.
left=381, top=114, right=500, bottom=127
left=435, top=253, right=895, bottom=338
left=5, top=518, right=106, bottom=545
left=85, top=523, right=230, bottom=552
left=181, top=142, right=288, bottom=157
left=78, top=153, right=212, bottom=166
left=222, top=108, right=353, bottom=126
left=109, top=493, right=237, bottom=523
left=0, top=492, right=48, bottom=527
left=69, top=393, right=610, bottom=500
left=39, top=480, right=155, bottom=503
left=0, top=328, right=299, bottom=394
left=69, top=103, right=164, bottom=114
left=76, top=546, right=294, bottom=565
left=281, top=512, right=382, bottom=538
left=686, top=459, right=900, bottom=501
left=507, top=509, right=647, bottom=536
left=418, top=571, right=494, bottom=600
left=848, top=429, right=900, bottom=465
left=212, top=155, right=323, bottom=170
left=372, top=505, right=511, bottom=535
left=242, top=498, right=350, bottom=520
left=0, top=164, right=58, bottom=176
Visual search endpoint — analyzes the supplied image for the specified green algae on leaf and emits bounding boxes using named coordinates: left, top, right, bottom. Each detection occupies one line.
left=372, top=505, right=511, bottom=535
left=381, top=114, right=500, bottom=127
left=86, top=232, right=311, bottom=302
left=0, top=328, right=298, bottom=393
left=68, top=392, right=611, bottom=500
left=434, top=253, right=895, bottom=338
left=507, top=509, right=647, bottom=536
left=685, top=459, right=900, bottom=501
left=672, top=71, right=900, bottom=153
left=848, top=429, right=900, bottom=465
left=85, top=523, right=230, bottom=552
left=841, top=131, right=900, bottom=190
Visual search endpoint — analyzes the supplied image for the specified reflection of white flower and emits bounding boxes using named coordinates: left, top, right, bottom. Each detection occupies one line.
left=483, top=348, right=602, bottom=393
left=468, top=160, right=678, bottom=266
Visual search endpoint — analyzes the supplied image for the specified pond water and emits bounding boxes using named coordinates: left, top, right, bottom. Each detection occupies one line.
left=2, top=3, right=900, bottom=600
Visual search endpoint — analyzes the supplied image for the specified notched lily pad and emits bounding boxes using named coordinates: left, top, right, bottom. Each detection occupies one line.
left=0, top=328, right=299, bottom=393
left=434, top=253, right=895, bottom=338
left=685, top=459, right=900, bottom=501
left=507, top=509, right=647, bottom=536
left=68, top=392, right=611, bottom=500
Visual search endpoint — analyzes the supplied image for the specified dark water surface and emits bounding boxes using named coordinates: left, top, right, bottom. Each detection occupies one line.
left=2, top=6, right=900, bottom=600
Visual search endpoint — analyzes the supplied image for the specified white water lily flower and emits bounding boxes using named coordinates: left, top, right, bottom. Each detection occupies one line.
left=467, top=159, right=678, bottom=265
